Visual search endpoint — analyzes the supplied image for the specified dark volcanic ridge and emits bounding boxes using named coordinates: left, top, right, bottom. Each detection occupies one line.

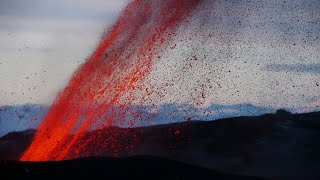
left=0, top=156, right=264, bottom=180
left=1, top=110, right=320, bottom=180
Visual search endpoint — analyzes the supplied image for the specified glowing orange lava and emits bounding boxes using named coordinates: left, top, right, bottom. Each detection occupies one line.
left=20, top=0, right=201, bottom=161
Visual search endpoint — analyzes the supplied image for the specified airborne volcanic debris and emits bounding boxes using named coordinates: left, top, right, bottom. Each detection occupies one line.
left=20, top=0, right=203, bottom=161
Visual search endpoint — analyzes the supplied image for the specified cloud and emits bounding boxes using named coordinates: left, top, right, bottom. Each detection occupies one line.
left=261, top=64, right=320, bottom=74
left=0, top=0, right=128, bottom=21
left=0, top=1, right=128, bottom=105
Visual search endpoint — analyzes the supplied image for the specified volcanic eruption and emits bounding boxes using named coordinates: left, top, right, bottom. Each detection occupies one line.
left=20, top=0, right=202, bottom=161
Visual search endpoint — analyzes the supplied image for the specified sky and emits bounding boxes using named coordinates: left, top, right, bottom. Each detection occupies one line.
left=0, top=0, right=319, bottom=136
left=128, top=0, right=320, bottom=112
left=0, top=0, right=128, bottom=105
left=0, top=0, right=319, bottom=113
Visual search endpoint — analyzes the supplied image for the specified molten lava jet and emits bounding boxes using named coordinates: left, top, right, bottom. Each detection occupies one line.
left=20, top=0, right=202, bottom=161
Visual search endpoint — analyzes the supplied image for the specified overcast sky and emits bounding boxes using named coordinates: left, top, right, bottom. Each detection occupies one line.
left=130, top=0, right=320, bottom=112
left=0, top=0, right=128, bottom=105
left=0, top=0, right=319, bottom=113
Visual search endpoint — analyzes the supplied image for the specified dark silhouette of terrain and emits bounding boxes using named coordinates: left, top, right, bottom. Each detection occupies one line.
left=0, top=156, right=263, bottom=179
left=1, top=110, right=320, bottom=179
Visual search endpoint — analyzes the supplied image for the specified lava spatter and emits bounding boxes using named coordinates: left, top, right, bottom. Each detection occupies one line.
left=20, top=0, right=202, bottom=161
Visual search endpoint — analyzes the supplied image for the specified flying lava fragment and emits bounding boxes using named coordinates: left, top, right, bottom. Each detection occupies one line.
left=20, top=0, right=202, bottom=161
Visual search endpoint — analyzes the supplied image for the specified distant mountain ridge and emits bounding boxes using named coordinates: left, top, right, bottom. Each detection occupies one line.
left=0, top=104, right=48, bottom=137
left=0, top=103, right=277, bottom=137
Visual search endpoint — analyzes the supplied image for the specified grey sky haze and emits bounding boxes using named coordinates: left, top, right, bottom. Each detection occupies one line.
left=0, top=0, right=128, bottom=105
left=0, top=0, right=319, bottom=113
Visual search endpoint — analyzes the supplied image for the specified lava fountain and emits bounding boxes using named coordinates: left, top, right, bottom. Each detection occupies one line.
left=20, top=0, right=202, bottom=161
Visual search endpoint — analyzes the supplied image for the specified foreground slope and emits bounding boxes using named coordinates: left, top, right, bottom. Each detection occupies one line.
left=0, top=156, right=264, bottom=180
left=1, top=110, right=320, bottom=179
